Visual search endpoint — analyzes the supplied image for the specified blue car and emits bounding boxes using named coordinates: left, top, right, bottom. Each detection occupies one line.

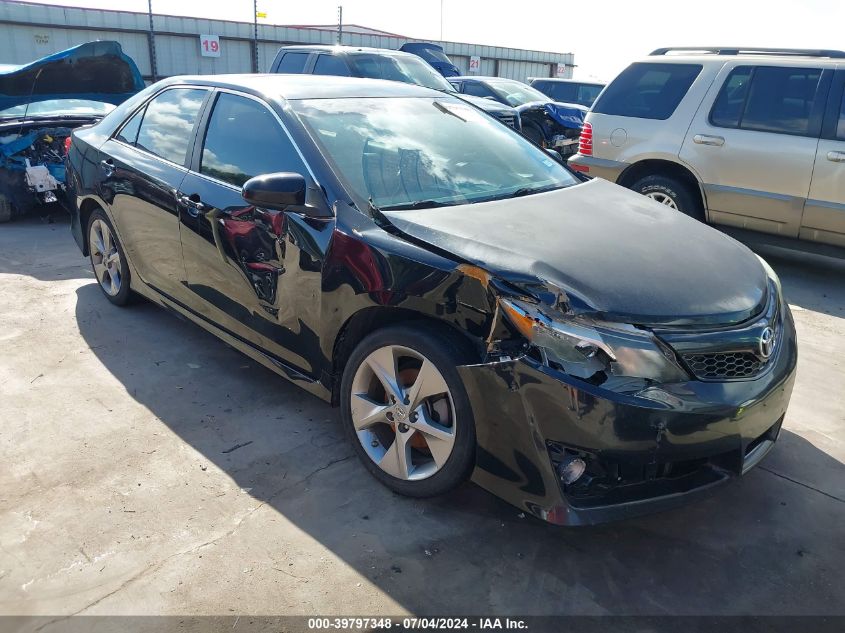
left=0, top=41, right=144, bottom=222
left=399, top=42, right=460, bottom=77
left=450, top=76, right=587, bottom=156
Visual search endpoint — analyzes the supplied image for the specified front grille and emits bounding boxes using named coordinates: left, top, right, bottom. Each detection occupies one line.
left=682, top=351, right=763, bottom=380
left=494, top=112, right=517, bottom=129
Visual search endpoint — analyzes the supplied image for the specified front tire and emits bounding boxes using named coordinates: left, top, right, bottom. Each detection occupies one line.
left=0, top=194, right=13, bottom=223
left=340, top=325, right=477, bottom=498
left=631, top=174, right=704, bottom=221
left=522, top=122, right=545, bottom=146
left=87, top=208, right=132, bottom=306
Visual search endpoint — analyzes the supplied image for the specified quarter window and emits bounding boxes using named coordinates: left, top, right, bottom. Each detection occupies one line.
left=710, top=66, right=823, bottom=136
left=313, top=54, right=351, bottom=76
left=592, top=62, right=702, bottom=120
left=134, top=88, right=206, bottom=164
left=276, top=52, right=309, bottom=73
left=200, top=93, right=307, bottom=187
left=116, top=107, right=144, bottom=145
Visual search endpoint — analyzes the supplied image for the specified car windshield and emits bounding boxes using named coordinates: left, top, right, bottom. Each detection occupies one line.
left=0, top=99, right=114, bottom=120
left=418, top=47, right=451, bottom=63
left=292, top=96, right=578, bottom=210
left=348, top=54, right=454, bottom=92
left=488, top=80, right=549, bottom=106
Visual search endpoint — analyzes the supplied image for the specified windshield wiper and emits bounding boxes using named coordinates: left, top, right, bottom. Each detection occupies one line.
left=379, top=199, right=456, bottom=211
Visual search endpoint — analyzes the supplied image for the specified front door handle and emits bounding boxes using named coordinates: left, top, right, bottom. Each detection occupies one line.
left=100, top=158, right=115, bottom=176
left=178, top=194, right=207, bottom=217
left=827, top=151, right=845, bottom=163
left=693, top=134, right=725, bottom=147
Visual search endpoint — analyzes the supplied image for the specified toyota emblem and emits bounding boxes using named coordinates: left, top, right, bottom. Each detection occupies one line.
left=759, top=326, right=775, bottom=359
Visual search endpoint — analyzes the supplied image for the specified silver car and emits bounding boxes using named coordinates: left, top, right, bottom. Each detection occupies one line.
left=570, top=47, right=845, bottom=253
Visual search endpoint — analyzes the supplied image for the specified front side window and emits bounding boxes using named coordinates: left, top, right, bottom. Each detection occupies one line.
left=592, top=62, right=702, bottom=120
left=711, top=65, right=822, bottom=136
left=463, top=82, right=495, bottom=99
left=134, top=88, right=207, bottom=164
left=200, top=93, right=306, bottom=187
left=837, top=87, right=845, bottom=140
left=277, top=52, right=309, bottom=73
left=292, top=97, right=578, bottom=210
left=313, top=54, right=351, bottom=77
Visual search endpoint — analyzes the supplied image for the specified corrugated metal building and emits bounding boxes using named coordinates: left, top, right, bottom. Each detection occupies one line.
left=0, top=1, right=574, bottom=82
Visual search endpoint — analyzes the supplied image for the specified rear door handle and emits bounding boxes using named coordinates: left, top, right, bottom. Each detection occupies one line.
left=827, top=151, right=845, bottom=163
left=100, top=158, right=115, bottom=176
left=693, top=134, right=725, bottom=147
left=178, top=194, right=207, bottom=217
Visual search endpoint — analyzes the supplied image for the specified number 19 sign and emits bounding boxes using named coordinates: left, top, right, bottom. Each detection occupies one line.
left=200, top=34, right=221, bottom=58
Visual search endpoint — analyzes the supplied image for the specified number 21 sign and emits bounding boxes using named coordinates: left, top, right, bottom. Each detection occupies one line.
left=200, top=34, right=221, bottom=58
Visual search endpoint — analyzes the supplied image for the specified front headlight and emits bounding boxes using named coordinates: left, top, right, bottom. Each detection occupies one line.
left=499, top=298, right=689, bottom=384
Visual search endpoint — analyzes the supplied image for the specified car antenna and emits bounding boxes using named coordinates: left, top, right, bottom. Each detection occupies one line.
left=17, top=66, right=45, bottom=137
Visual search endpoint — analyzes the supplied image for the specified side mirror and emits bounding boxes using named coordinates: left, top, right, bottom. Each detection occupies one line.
left=242, top=172, right=306, bottom=211
left=545, top=148, right=563, bottom=162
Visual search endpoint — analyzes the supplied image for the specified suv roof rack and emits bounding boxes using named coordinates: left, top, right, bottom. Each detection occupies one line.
left=649, top=47, right=845, bottom=59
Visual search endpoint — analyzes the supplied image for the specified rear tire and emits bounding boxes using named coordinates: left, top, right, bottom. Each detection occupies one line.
left=631, top=174, right=704, bottom=221
left=87, top=208, right=132, bottom=306
left=340, top=324, right=477, bottom=498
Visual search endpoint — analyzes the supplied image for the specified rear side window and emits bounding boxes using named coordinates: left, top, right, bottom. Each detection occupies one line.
left=200, top=93, right=307, bottom=187
left=313, top=54, right=351, bottom=77
left=710, top=65, right=823, bottom=136
left=276, top=52, right=309, bottom=73
left=837, top=88, right=845, bottom=140
left=592, top=62, right=702, bottom=120
left=134, top=88, right=207, bottom=164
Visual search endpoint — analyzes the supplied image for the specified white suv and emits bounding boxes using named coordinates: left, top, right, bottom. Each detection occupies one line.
left=569, top=47, right=845, bottom=253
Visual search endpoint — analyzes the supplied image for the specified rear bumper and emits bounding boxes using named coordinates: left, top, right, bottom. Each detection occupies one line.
left=567, top=154, right=628, bottom=182
left=459, top=309, right=797, bottom=526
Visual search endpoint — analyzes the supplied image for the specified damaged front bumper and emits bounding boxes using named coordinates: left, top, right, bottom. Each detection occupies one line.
left=458, top=315, right=797, bottom=526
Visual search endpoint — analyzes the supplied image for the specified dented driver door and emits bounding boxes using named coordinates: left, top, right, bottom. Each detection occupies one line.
left=176, top=90, right=329, bottom=378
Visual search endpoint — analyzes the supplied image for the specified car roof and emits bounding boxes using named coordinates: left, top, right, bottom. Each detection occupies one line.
left=633, top=53, right=841, bottom=68
left=453, top=76, right=518, bottom=82
left=277, top=44, right=417, bottom=58
left=531, top=78, right=605, bottom=85
left=157, top=73, right=441, bottom=100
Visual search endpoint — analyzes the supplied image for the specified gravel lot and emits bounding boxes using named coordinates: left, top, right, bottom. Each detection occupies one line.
left=1, top=216, right=844, bottom=621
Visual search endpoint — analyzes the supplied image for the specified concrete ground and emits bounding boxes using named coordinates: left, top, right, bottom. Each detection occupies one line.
left=1, top=216, right=844, bottom=620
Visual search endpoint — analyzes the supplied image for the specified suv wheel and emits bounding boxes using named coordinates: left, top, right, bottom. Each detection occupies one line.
left=340, top=325, right=476, bottom=498
left=632, top=174, right=704, bottom=221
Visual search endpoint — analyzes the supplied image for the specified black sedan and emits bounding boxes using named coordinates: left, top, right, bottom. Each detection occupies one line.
left=66, top=75, right=796, bottom=525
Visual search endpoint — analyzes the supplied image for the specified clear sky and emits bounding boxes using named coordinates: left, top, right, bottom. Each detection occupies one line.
left=22, top=0, right=845, bottom=81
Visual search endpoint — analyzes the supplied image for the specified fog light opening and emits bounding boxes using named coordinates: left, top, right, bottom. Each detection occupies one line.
left=558, top=455, right=587, bottom=485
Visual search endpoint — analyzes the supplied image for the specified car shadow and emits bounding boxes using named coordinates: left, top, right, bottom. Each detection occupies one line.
left=750, top=244, right=845, bottom=320
left=0, top=214, right=90, bottom=282
left=73, top=281, right=845, bottom=615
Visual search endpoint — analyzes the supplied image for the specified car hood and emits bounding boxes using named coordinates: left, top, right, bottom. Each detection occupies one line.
left=381, top=179, right=769, bottom=327
left=515, top=100, right=587, bottom=129
left=459, top=94, right=516, bottom=114
left=0, top=41, right=144, bottom=111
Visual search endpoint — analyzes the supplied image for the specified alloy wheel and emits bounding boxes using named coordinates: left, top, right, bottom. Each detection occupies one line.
left=89, top=218, right=122, bottom=296
left=350, top=344, right=456, bottom=481
left=645, top=191, right=679, bottom=209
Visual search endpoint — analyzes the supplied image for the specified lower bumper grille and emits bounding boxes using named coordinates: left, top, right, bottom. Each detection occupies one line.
left=682, top=351, right=763, bottom=380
